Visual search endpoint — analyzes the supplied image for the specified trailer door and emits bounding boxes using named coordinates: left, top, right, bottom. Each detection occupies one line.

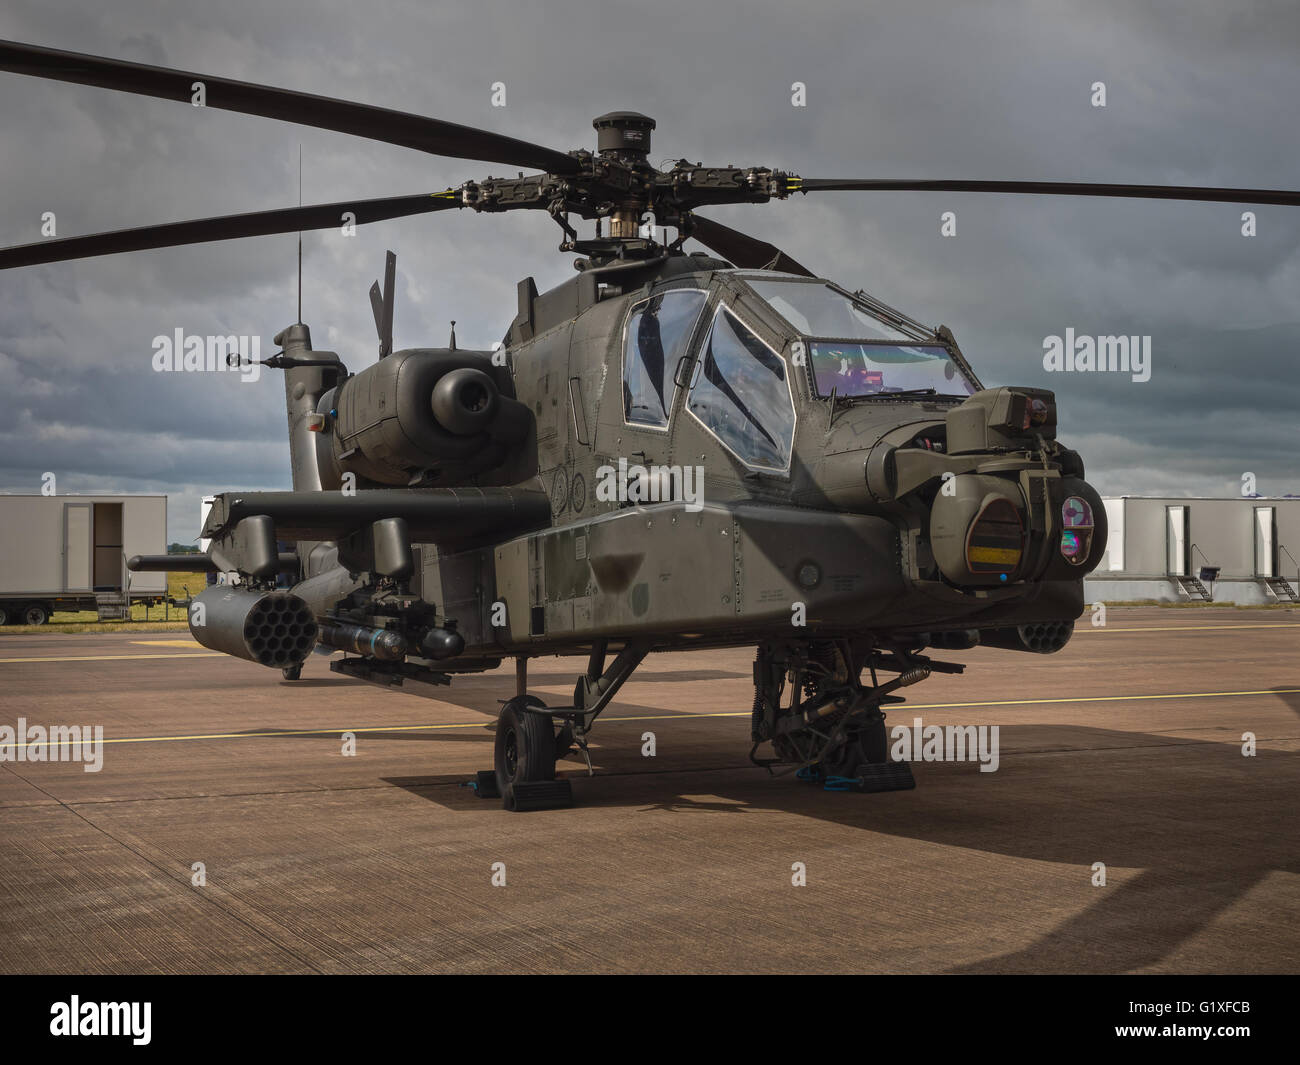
left=1165, top=505, right=1189, bottom=577
left=1254, top=506, right=1277, bottom=578
left=64, top=502, right=92, bottom=592
left=93, top=501, right=124, bottom=590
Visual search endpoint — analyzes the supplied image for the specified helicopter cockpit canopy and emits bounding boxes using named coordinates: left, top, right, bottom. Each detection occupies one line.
left=742, top=278, right=978, bottom=399
left=621, top=273, right=985, bottom=477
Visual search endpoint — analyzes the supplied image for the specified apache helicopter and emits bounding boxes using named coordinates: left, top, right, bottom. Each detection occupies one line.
left=4, top=41, right=1298, bottom=810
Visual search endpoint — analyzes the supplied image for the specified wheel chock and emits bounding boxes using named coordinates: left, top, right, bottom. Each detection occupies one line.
left=467, top=770, right=500, bottom=799
left=503, top=779, right=573, bottom=811
left=842, top=761, right=916, bottom=793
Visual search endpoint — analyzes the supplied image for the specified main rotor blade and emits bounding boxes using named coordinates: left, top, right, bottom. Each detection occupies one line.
left=0, top=191, right=460, bottom=269
left=792, top=177, right=1300, bottom=206
left=0, top=39, right=580, bottom=175
left=689, top=215, right=815, bottom=277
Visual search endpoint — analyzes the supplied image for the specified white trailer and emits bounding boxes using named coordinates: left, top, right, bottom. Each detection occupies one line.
left=1086, top=495, right=1300, bottom=605
left=0, top=494, right=168, bottom=624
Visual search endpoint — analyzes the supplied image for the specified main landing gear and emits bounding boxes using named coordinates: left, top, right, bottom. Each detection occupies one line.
left=470, top=636, right=958, bottom=810
left=472, top=639, right=651, bottom=811
left=749, top=638, right=964, bottom=793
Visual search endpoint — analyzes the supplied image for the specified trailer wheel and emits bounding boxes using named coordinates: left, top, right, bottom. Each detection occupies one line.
left=0, top=605, right=9, bottom=626
left=22, top=603, right=48, bottom=626
left=494, top=695, right=555, bottom=797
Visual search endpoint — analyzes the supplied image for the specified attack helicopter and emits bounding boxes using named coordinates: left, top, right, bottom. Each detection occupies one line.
left=3, top=40, right=1298, bottom=810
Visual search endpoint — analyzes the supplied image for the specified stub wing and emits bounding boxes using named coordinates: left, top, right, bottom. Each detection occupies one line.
left=199, top=486, right=551, bottom=545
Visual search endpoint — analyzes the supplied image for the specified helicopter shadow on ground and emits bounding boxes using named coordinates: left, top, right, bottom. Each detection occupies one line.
left=385, top=773, right=497, bottom=794
left=940, top=686, right=1300, bottom=972
left=261, top=668, right=1299, bottom=971
left=569, top=698, right=1300, bottom=973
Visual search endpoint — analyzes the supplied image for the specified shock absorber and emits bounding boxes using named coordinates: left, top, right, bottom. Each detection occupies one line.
left=751, top=649, right=766, bottom=741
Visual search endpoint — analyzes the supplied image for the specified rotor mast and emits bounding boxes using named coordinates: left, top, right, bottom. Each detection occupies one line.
left=592, top=111, right=656, bottom=240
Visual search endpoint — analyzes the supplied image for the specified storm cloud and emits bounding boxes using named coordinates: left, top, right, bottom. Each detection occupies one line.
left=0, top=0, right=1296, bottom=541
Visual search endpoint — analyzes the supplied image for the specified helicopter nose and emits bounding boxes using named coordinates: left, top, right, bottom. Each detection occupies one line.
left=928, top=472, right=1106, bottom=585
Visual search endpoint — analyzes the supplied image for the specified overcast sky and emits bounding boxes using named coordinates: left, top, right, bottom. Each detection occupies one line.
left=1, top=0, right=1297, bottom=543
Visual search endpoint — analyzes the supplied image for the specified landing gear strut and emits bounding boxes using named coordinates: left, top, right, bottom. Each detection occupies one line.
left=750, top=638, right=963, bottom=792
left=477, top=640, right=652, bottom=811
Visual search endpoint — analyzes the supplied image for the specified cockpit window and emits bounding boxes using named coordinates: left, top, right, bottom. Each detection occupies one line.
left=687, top=305, right=795, bottom=472
left=809, top=341, right=977, bottom=398
left=745, top=279, right=912, bottom=341
left=622, top=289, right=707, bottom=428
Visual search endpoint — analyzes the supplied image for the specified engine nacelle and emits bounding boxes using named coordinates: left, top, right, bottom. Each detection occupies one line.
left=314, top=349, right=531, bottom=488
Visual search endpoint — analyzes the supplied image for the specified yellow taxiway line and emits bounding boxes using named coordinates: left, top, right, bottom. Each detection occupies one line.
left=0, top=653, right=221, bottom=664
left=7, top=686, right=1299, bottom=750
left=1075, top=622, right=1300, bottom=633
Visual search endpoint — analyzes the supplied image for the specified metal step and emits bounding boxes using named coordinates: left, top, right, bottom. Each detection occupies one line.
left=1265, top=577, right=1300, bottom=603
left=95, top=593, right=129, bottom=620
left=1176, top=576, right=1213, bottom=601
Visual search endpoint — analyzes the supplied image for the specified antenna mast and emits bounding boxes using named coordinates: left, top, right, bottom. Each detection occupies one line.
left=296, top=145, right=303, bottom=323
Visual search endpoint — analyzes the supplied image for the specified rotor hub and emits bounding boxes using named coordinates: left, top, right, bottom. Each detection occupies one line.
left=592, top=111, right=655, bottom=162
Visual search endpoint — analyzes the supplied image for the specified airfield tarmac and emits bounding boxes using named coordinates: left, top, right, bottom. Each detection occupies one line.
left=0, top=605, right=1297, bottom=974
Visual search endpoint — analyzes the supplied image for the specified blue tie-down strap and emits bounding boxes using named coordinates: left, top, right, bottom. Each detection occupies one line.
left=796, top=765, right=825, bottom=784
left=464, top=769, right=500, bottom=799
left=823, top=775, right=860, bottom=792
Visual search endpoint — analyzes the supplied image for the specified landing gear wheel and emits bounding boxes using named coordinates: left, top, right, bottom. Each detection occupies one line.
left=22, top=603, right=48, bottom=626
left=494, top=695, right=555, bottom=798
left=281, top=664, right=302, bottom=681
left=0, top=605, right=9, bottom=626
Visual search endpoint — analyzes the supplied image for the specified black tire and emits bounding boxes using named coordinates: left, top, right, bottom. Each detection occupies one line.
left=494, top=695, right=555, bottom=795
left=22, top=603, right=48, bottom=626
left=0, top=605, right=9, bottom=626
left=281, top=664, right=303, bottom=681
